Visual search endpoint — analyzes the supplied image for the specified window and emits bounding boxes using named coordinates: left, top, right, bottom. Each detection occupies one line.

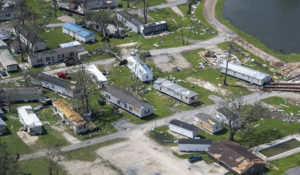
left=124, top=103, right=127, bottom=108
left=117, top=100, right=120, bottom=105
left=37, top=58, right=43, bottom=63
left=105, top=94, right=110, bottom=99
left=129, top=106, right=132, bottom=111
left=61, top=54, right=64, bottom=58
left=191, top=97, right=194, bottom=100
left=46, top=57, right=50, bottom=61
left=70, top=52, right=74, bottom=56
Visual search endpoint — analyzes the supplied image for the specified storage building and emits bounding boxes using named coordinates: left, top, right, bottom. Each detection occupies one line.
left=0, top=87, right=43, bottom=103
left=0, top=117, right=7, bottom=136
left=169, top=119, right=200, bottom=138
left=127, top=55, right=153, bottom=82
left=13, top=25, right=47, bottom=52
left=216, top=107, right=243, bottom=128
left=28, top=72, right=81, bottom=97
left=17, top=106, right=43, bottom=135
left=194, top=113, right=223, bottom=135
left=154, top=78, right=199, bottom=104
left=62, top=23, right=95, bottom=43
left=117, top=11, right=143, bottom=34
left=0, top=49, right=18, bottom=72
left=53, top=99, right=88, bottom=135
left=85, top=64, right=108, bottom=88
left=28, top=45, right=87, bottom=67
left=140, top=21, right=167, bottom=35
left=178, top=139, right=212, bottom=152
left=101, top=85, right=153, bottom=118
left=208, top=141, right=265, bottom=175
left=219, top=62, right=272, bottom=86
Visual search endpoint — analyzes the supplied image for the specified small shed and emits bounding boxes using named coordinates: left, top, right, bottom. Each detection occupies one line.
left=85, top=64, right=108, bottom=88
left=194, top=113, right=223, bottom=135
left=169, top=119, right=200, bottom=138
left=0, top=117, right=7, bottom=136
left=154, top=78, right=199, bottom=104
left=178, top=139, right=212, bottom=152
left=17, top=106, right=43, bottom=135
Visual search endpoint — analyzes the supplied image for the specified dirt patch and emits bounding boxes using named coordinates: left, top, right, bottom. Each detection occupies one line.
left=117, top=42, right=138, bottom=48
left=96, top=131, right=227, bottom=175
left=51, top=125, right=80, bottom=144
left=171, top=6, right=185, bottom=17
left=187, top=77, right=228, bottom=95
left=58, top=15, right=75, bottom=23
left=17, top=131, right=38, bottom=146
left=151, top=54, right=192, bottom=73
left=60, top=158, right=119, bottom=175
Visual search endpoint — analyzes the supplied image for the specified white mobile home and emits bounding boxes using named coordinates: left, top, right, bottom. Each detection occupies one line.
left=85, top=64, right=108, bottom=88
left=169, top=119, right=200, bottom=138
left=194, top=113, right=223, bottom=135
left=154, top=78, right=199, bottom=104
left=127, top=55, right=153, bottom=82
left=0, top=117, right=7, bottom=136
left=219, top=62, right=272, bottom=86
left=117, top=11, right=143, bottom=34
left=178, top=139, right=212, bottom=152
left=17, top=106, right=43, bottom=135
left=101, top=85, right=153, bottom=118
left=0, top=49, right=18, bottom=72
left=28, top=72, right=80, bottom=97
left=62, top=23, right=95, bottom=43
left=216, top=107, right=243, bottom=128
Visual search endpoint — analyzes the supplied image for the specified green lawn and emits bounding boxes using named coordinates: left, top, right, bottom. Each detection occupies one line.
left=25, top=0, right=64, bottom=24
left=215, top=0, right=300, bottom=62
left=19, top=157, right=67, bottom=175
left=63, top=138, right=126, bottom=162
left=267, top=153, right=300, bottom=175
left=263, top=97, right=300, bottom=116
left=149, top=125, right=177, bottom=146
left=118, top=0, right=167, bottom=10
left=40, top=28, right=74, bottom=49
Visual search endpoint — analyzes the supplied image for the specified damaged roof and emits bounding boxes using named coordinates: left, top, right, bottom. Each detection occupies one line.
left=169, top=119, right=199, bottom=132
left=195, top=113, right=221, bottom=126
left=208, top=141, right=264, bottom=174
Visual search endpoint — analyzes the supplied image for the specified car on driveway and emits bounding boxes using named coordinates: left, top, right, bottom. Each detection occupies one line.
left=188, top=155, right=202, bottom=163
left=0, top=70, right=7, bottom=77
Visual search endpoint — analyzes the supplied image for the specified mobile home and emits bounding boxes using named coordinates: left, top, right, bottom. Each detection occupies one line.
left=154, top=78, right=199, bottom=104
left=85, top=64, right=108, bottom=88
left=17, top=106, right=43, bottom=135
left=194, top=113, right=223, bottom=135
left=169, top=119, right=200, bottom=138
left=178, top=139, right=212, bottom=152
left=126, top=55, right=153, bottom=82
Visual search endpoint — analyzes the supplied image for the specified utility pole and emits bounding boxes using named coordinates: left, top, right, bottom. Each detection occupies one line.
left=223, top=51, right=231, bottom=86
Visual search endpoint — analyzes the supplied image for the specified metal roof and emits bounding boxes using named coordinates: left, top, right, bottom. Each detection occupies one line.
left=169, top=119, right=199, bottom=131
left=29, top=72, right=77, bottom=90
left=17, top=106, right=43, bottom=127
left=0, top=49, right=18, bottom=66
left=219, top=62, right=271, bottom=81
left=154, top=78, right=198, bottom=98
left=85, top=64, right=108, bottom=82
left=117, top=11, right=143, bottom=27
left=0, top=117, right=6, bottom=126
left=127, top=55, right=152, bottom=75
left=195, top=113, right=221, bottom=126
left=29, top=45, right=85, bottom=59
left=53, top=99, right=86, bottom=126
left=143, top=21, right=166, bottom=27
left=59, top=41, right=81, bottom=48
left=62, top=23, right=94, bottom=37
left=178, top=139, right=212, bottom=145
left=103, top=85, right=152, bottom=108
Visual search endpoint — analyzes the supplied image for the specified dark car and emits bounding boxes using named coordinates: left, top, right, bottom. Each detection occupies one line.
left=188, top=155, right=202, bottom=163
left=0, top=70, right=7, bottom=77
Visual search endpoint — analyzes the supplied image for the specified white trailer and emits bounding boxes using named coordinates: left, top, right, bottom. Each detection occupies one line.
left=127, top=55, right=153, bottom=82
left=85, top=64, right=108, bottom=88
left=17, top=106, right=43, bottom=135
left=154, top=78, right=199, bottom=104
left=169, top=119, right=200, bottom=138
left=178, top=139, right=212, bottom=152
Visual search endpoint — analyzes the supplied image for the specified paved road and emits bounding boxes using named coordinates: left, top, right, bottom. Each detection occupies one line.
left=20, top=90, right=294, bottom=160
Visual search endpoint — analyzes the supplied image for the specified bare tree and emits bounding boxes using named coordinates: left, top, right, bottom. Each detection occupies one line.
left=218, top=96, right=244, bottom=141
left=186, top=0, right=196, bottom=15
left=143, top=0, right=148, bottom=24
left=47, top=150, right=63, bottom=175
left=52, top=0, right=58, bottom=18
left=223, top=41, right=234, bottom=85
left=95, top=42, right=122, bottom=60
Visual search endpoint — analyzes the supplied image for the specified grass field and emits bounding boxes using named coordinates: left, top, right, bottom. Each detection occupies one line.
left=215, top=0, right=300, bottom=63
left=149, top=125, right=177, bottom=146
left=40, top=28, right=74, bottom=49
left=63, top=138, right=126, bottom=162
left=19, top=157, right=67, bottom=175
left=267, top=152, right=300, bottom=175
left=118, top=0, right=167, bottom=10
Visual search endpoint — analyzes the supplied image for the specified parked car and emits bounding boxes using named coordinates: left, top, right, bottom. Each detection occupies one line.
left=0, top=70, right=7, bottom=77
left=57, top=72, right=71, bottom=79
left=188, top=155, right=202, bottom=163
